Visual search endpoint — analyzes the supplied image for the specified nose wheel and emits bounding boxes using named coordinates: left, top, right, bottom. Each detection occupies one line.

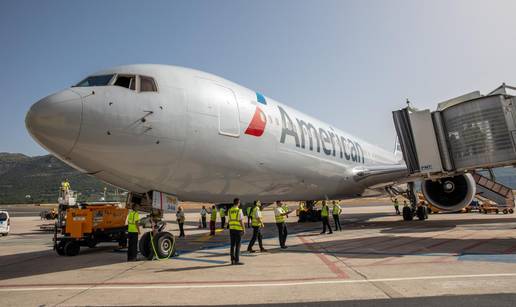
left=139, top=231, right=176, bottom=260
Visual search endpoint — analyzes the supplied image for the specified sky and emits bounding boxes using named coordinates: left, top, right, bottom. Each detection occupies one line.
left=1, top=0, right=516, bottom=156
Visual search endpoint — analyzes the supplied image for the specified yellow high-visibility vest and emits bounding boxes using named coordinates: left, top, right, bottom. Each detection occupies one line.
left=127, top=210, right=139, bottom=233
left=228, top=207, right=243, bottom=231
left=321, top=205, right=329, bottom=217
left=251, top=206, right=262, bottom=227
left=210, top=209, right=217, bottom=221
left=275, top=207, right=285, bottom=223
left=61, top=181, right=70, bottom=190
left=332, top=205, right=341, bottom=215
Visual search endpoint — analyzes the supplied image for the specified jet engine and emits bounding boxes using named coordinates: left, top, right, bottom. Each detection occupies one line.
left=421, top=173, right=476, bottom=212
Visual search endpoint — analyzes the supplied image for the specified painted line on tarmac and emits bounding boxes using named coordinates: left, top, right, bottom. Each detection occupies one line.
left=298, top=235, right=348, bottom=279
left=3, top=273, right=516, bottom=291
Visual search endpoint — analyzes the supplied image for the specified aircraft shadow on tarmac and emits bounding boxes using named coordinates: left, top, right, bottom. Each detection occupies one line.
left=0, top=246, right=127, bottom=281
left=2, top=214, right=516, bottom=281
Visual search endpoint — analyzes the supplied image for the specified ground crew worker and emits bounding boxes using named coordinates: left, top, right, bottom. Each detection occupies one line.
left=220, top=206, right=226, bottom=229
left=61, top=179, right=70, bottom=192
left=320, top=200, right=333, bottom=234
left=246, top=206, right=252, bottom=228
left=127, top=204, right=141, bottom=262
left=275, top=200, right=290, bottom=249
left=210, top=205, right=217, bottom=236
left=247, top=201, right=267, bottom=253
left=298, top=202, right=305, bottom=213
left=228, top=198, right=245, bottom=265
left=176, top=206, right=185, bottom=237
left=393, top=198, right=400, bottom=215
left=332, top=200, right=342, bottom=231
left=200, top=206, right=208, bottom=228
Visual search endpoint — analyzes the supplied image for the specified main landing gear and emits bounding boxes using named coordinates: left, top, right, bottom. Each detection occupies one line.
left=400, top=182, right=428, bottom=222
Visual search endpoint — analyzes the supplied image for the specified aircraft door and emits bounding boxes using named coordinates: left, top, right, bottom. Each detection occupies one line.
left=216, top=85, right=240, bottom=137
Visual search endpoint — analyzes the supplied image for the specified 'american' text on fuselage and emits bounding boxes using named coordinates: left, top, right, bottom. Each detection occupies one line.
left=278, top=106, right=365, bottom=164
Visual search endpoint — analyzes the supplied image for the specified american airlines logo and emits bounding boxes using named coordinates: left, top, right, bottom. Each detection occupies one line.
left=245, top=106, right=267, bottom=137
left=278, top=106, right=365, bottom=164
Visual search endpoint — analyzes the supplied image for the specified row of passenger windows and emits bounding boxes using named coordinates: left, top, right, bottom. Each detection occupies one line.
left=74, top=74, right=157, bottom=92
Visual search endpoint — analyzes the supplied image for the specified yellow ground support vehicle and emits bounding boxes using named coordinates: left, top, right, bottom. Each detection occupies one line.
left=54, top=204, right=128, bottom=256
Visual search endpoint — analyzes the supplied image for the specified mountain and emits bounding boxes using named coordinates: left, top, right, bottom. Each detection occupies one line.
left=1, top=152, right=516, bottom=205
left=0, top=153, right=124, bottom=204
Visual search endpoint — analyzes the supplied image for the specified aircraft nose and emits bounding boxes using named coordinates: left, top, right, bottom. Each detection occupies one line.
left=25, top=89, right=83, bottom=157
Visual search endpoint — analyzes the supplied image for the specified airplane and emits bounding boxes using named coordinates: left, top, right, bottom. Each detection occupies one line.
left=25, top=64, right=475, bottom=214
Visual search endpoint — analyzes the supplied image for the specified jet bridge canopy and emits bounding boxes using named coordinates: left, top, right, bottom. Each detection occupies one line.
left=393, top=84, right=516, bottom=178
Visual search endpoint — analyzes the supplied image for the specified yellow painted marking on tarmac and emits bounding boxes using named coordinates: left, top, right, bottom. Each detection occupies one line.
left=4, top=273, right=516, bottom=291
left=195, top=228, right=225, bottom=243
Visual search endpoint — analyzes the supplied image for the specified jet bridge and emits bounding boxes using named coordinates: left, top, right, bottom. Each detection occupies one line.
left=393, top=84, right=516, bottom=177
left=393, top=84, right=516, bottom=212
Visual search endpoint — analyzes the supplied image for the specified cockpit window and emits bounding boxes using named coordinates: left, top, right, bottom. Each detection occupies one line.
left=74, top=74, right=114, bottom=87
left=140, top=76, right=157, bottom=92
left=0, top=213, right=7, bottom=221
left=114, top=75, right=136, bottom=90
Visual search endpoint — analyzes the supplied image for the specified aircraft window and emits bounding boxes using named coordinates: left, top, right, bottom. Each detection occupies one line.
left=74, top=74, right=114, bottom=87
left=140, top=76, right=157, bottom=92
left=0, top=212, right=6, bottom=221
left=114, top=75, right=136, bottom=90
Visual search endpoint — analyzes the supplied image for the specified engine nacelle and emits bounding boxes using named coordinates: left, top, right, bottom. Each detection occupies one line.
left=421, top=173, right=476, bottom=212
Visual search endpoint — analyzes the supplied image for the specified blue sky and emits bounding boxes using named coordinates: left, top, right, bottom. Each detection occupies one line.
left=1, top=0, right=516, bottom=156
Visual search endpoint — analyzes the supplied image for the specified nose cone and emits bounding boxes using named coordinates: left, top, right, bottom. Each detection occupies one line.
left=26, top=89, right=83, bottom=157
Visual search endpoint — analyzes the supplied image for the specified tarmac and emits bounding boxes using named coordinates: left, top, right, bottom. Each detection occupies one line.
left=2, top=198, right=516, bottom=306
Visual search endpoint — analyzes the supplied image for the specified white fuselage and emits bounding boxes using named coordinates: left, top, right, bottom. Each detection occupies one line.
left=26, top=64, right=404, bottom=203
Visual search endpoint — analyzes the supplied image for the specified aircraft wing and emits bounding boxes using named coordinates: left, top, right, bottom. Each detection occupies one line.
left=352, top=164, right=409, bottom=189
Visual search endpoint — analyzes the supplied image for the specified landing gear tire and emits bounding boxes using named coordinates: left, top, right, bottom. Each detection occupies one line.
left=139, top=232, right=153, bottom=260
left=503, top=209, right=508, bottom=214
left=55, top=240, right=66, bottom=256
left=64, top=240, right=80, bottom=256
left=402, top=206, right=413, bottom=221
left=510, top=209, right=514, bottom=214
left=416, top=206, right=428, bottom=221
left=154, top=232, right=176, bottom=258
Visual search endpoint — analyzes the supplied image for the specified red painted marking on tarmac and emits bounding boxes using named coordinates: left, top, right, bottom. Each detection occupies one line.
left=0, top=276, right=342, bottom=289
left=298, top=235, right=348, bottom=279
